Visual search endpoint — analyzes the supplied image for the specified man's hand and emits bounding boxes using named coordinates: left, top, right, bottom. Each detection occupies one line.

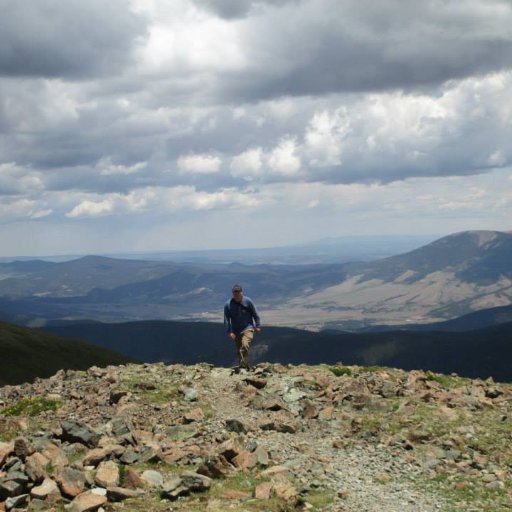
left=228, top=332, right=236, bottom=341
left=255, top=327, right=261, bottom=333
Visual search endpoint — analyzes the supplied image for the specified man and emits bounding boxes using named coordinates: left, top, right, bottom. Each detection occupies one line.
left=224, top=284, right=261, bottom=371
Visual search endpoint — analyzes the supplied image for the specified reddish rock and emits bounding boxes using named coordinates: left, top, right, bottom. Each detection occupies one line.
left=68, top=491, right=108, bottom=512
left=183, top=407, right=204, bottom=424
left=95, top=460, right=120, bottom=488
left=244, top=377, right=267, bottom=389
left=319, top=406, right=334, bottom=420
left=41, top=442, right=69, bottom=470
left=82, top=445, right=124, bottom=467
left=25, top=452, right=49, bottom=483
left=0, top=442, right=14, bottom=466
left=303, top=403, right=318, bottom=419
left=197, top=455, right=231, bottom=478
left=14, top=436, right=34, bottom=459
left=221, top=490, right=251, bottom=500
left=273, top=481, right=298, bottom=501
left=56, top=467, right=86, bottom=498
left=232, top=450, right=258, bottom=469
left=122, top=468, right=145, bottom=489
left=30, top=477, right=61, bottom=501
left=219, top=439, right=242, bottom=462
left=254, top=481, right=273, bottom=499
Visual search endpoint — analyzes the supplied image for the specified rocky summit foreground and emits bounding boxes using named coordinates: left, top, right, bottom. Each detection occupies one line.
left=0, top=363, right=511, bottom=512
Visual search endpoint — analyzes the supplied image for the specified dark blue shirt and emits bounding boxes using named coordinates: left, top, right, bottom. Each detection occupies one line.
left=224, top=296, right=261, bottom=334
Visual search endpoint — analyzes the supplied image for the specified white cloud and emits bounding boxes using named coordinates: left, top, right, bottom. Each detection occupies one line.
left=230, top=147, right=263, bottom=178
left=0, top=162, right=44, bottom=195
left=0, top=197, right=52, bottom=221
left=65, top=185, right=260, bottom=218
left=97, top=158, right=147, bottom=176
left=267, top=137, right=301, bottom=176
left=177, top=153, right=222, bottom=174
left=304, top=110, right=347, bottom=167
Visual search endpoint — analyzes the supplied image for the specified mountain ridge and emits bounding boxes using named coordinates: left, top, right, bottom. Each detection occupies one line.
left=1, top=230, right=511, bottom=329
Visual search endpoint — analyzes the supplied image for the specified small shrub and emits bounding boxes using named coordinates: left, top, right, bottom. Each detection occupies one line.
left=329, top=366, right=352, bottom=377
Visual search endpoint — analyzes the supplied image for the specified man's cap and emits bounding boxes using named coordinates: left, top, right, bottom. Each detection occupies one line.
left=232, top=284, right=243, bottom=292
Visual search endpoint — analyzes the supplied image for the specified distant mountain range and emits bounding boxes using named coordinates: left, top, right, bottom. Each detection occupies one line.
left=44, top=318, right=512, bottom=382
left=0, top=321, right=134, bottom=385
left=1, top=230, right=511, bottom=330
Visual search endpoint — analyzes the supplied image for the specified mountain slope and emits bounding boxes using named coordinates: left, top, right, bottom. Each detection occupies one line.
left=0, top=321, right=135, bottom=385
left=45, top=319, right=512, bottom=382
left=280, top=230, right=512, bottom=328
left=2, top=230, right=511, bottom=329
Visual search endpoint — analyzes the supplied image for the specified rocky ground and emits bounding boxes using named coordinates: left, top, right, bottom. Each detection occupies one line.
left=0, top=362, right=511, bottom=511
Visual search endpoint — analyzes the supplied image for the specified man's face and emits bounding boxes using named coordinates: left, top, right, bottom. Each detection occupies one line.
left=232, top=290, right=243, bottom=302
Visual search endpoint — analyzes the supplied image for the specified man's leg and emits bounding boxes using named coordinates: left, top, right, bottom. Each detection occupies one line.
left=235, top=330, right=253, bottom=369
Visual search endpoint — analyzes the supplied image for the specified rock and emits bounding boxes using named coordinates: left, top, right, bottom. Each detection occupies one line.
left=5, top=494, right=29, bottom=510
left=486, top=480, right=505, bottom=491
left=86, top=444, right=125, bottom=466
left=40, top=443, right=69, bottom=470
left=109, top=416, right=132, bottom=437
left=0, top=442, right=14, bottom=467
left=182, top=388, right=198, bottom=402
left=94, top=460, right=119, bottom=488
left=283, top=389, right=306, bottom=403
left=161, top=476, right=187, bottom=500
left=141, top=470, right=164, bottom=488
left=221, top=490, right=251, bottom=500
left=122, top=468, right=145, bottom=489
left=254, top=481, right=273, bottom=499
left=244, top=377, right=267, bottom=389
left=56, top=467, right=86, bottom=498
left=231, top=450, right=258, bottom=469
left=318, top=406, right=334, bottom=420
left=68, top=491, right=108, bottom=512
left=251, top=397, right=285, bottom=411
left=218, top=439, right=242, bottom=463
left=30, top=477, right=61, bottom=501
left=183, top=407, right=204, bottom=424
left=106, top=486, right=144, bottom=501
left=254, top=446, right=270, bottom=466
left=24, top=452, right=49, bottom=483
left=109, top=390, right=129, bottom=405
left=273, top=481, right=298, bottom=501
left=260, top=465, right=291, bottom=478
left=161, top=471, right=212, bottom=500
left=302, top=403, right=318, bottom=419
left=137, top=444, right=162, bottom=464
left=260, top=415, right=298, bottom=434
left=119, top=449, right=139, bottom=465
left=0, top=480, right=23, bottom=498
left=13, top=437, right=34, bottom=460
left=61, top=421, right=100, bottom=448
left=5, top=470, right=29, bottom=485
left=225, top=419, right=248, bottom=434
left=197, top=455, right=230, bottom=479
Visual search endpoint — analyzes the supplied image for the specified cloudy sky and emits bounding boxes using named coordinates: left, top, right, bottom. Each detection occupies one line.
left=1, top=0, right=511, bottom=257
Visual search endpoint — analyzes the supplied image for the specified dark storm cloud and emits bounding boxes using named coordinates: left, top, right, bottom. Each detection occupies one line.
left=191, top=0, right=296, bottom=19
left=0, top=0, right=147, bottom=78
left=218, top=0, right=512, bottom=100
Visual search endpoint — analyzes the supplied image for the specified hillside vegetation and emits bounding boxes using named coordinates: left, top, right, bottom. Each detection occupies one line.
left=45, top=320, right=512, bottom=382
left=0, top=321, right=134, bottom=385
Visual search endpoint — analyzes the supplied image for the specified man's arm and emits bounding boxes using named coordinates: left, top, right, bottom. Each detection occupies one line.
left=224, top=303, right=232, bottom=334
left=249, top=299, right=261, bottom=330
